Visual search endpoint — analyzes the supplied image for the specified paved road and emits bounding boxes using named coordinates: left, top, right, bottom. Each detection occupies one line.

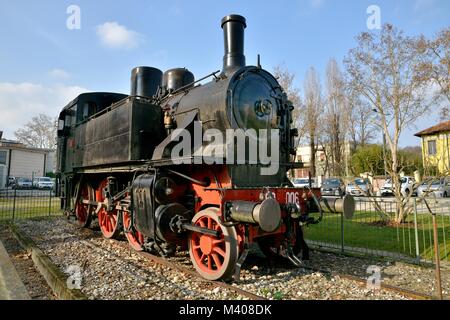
left=352, top=196, right=450, bottom=215
left=0, top=240, right=30, bottom=300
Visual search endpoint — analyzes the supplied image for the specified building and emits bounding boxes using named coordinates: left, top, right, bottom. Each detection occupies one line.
left=415, top=120, right=450, bottom=175
left=0, top=133, right=55, bottom=188
left=293, top=142, right=352, bottom=179
left=293, top=145, right=327, bottom=178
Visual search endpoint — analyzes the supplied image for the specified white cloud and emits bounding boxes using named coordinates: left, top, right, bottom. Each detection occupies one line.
left=0, top=82, right=89, bottom=139
left=49, top=69, right=71, bottom=80
left=96, top=22, right=144, bottom=50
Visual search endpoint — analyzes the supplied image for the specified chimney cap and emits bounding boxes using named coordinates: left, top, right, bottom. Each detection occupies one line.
left=221, top=14, right=246, bottom=28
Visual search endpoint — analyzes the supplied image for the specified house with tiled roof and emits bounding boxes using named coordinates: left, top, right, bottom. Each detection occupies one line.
left=415, top=120, right=450, bottom=175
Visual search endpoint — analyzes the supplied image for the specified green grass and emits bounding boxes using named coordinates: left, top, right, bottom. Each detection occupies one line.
left=305, top=210, right=450, bottom=262
left=0, top=197, right=62, bottom=221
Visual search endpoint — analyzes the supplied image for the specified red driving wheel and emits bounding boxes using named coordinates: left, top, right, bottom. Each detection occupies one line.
left=188, top=208, right=238, bottom=281
left=123, top=210, right=145, bottom=251
left=75, top=183, right=94, bottom=228
left=96, top=179, right=121, bottom=239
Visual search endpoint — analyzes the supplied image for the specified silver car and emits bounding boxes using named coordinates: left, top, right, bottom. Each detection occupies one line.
left=292, top=178, right=316, bottom=188
left=417, top=178, right=450, bottom=198
left=346, top=178, right=370, bottom=196
left=321, top=178, right=345, bottom=196
left=15, top=178, right=33, bottom=189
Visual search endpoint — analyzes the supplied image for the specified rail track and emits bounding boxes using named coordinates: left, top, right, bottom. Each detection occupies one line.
left=299, top=265, right=434, bottom=300
left=81, top=236, right=265, bottom=300
left=68, top=218, right=436, bottom=300
left=13, top=216, right=438, bottom=300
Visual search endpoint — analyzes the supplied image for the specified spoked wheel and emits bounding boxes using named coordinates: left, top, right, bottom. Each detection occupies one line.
left=96, top=179, right=121, bottom=239
left=75, top=183, right=94, bottom=228
left=188, top=208, right=238, bottom=281
left=123, top=210, right=145, bottom=251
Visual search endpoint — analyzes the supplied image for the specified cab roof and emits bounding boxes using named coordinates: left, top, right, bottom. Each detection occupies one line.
left=62, top=92, right=128, bottom=111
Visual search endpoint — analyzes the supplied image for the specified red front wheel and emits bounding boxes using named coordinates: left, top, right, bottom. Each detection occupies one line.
left=75, top=183, right=94, bottom=228
left=188, top=208, right=238, bottom=281
left=122, top=211, right=145, bottom=251
left=96, top=179, right=121, bottom=239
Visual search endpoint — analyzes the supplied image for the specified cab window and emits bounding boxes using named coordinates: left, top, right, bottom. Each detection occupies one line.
left=65, top=105, right=77, bottom=126
left=82, top=101, right=98, bottom=120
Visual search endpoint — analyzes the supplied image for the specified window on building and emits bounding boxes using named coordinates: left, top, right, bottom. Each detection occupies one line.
left=0, top=150, right=7, bottom=165
left=427, top=140, right=437, bottom=155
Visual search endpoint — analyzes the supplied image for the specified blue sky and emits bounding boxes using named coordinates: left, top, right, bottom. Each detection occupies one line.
left=0, top=0, right=449, bottom=146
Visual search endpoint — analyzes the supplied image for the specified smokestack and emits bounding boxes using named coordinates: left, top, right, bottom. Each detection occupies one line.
left=221, top=14, right=246, bottom=74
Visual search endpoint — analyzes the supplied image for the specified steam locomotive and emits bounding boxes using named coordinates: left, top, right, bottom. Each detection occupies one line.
left=56, top=14, right=353, bottom=281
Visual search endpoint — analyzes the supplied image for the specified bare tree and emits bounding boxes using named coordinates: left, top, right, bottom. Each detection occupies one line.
left=14, top=114, right=57, bottom=150
left=416, top=26, right=450, bottom=120
left=273, top=64, right=303, bottom=138
left=344, top=24, right=432, bottom=223
left=323, top=59, right=349, bottom=177
left=303, top=67, right=324, bottom=177
left=347, top=87, right=376, bottom=150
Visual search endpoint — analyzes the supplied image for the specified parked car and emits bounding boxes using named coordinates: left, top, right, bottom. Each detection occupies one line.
left=417, top=178, right=450, bottom=198
left=15, top=177, right=33, bottom=189
left=346, top=178, right=370, bottom=196
left=292, top=178, right=316, bottom=188
left=380, top=176, right=415, bottom=197
left=321, top=178, right=345, bottom=196
left=33, top=177, right=54, bottom=190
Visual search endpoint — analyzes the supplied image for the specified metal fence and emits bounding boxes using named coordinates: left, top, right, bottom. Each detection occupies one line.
left=0, top=188, right=62, bottom=221
left=306, top=196, right=450, bottom=264
left=1, top=186, right=449, bottom=265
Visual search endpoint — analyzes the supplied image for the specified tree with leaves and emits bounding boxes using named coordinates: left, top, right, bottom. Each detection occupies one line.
left=351, top=144, right=385, bottom=176
left=14, top=114, right=57, bottom=150
left=345, top=24, right=432, bottom=223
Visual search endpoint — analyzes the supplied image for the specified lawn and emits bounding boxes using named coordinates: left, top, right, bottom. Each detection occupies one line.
left=0, top=196, right=62, bottom=221
left=305, top=209, right=450, bottom=262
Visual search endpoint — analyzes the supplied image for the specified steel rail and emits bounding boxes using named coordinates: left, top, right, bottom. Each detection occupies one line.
left=66, top=218, right=434, bottom=300
left=68, top=220, right=265, bottom=300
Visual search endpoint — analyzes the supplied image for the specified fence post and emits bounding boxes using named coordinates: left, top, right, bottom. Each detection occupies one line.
left=12, top=189, right=16, bottom=221
left=413, top=198, right=420, bottom=263
left=341, top=212, right=344, bottom=253
left=432, top=212, right=443, bottom=300
left=48, top=189, right=52, bottom=216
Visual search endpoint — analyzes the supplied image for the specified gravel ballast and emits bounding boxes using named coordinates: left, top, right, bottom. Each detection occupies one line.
left=8, top=216, right=450, bottom=300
